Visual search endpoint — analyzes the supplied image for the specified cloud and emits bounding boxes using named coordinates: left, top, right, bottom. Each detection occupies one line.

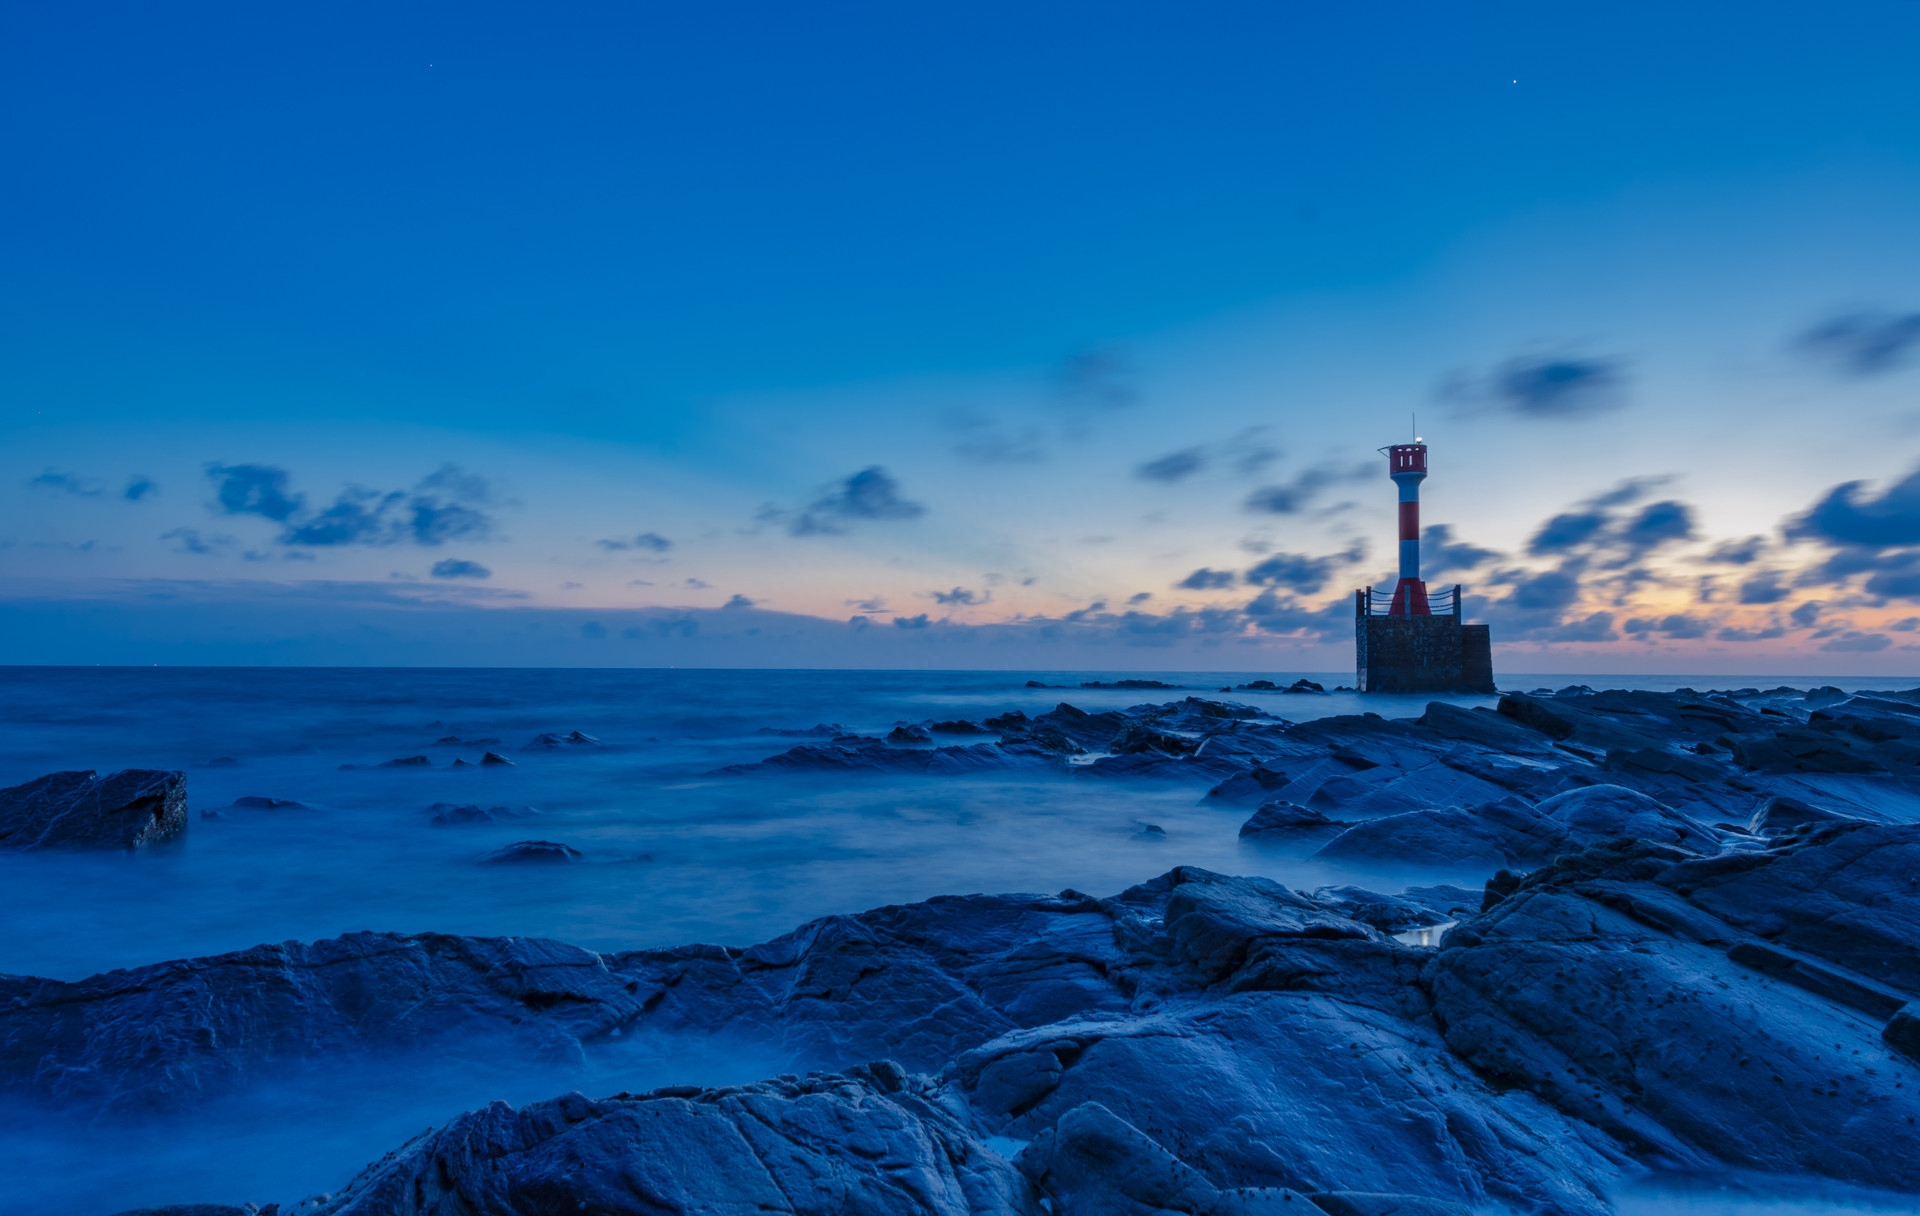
left=722, top=594, right=757, bottom=609
left=683, top=577, right=712, bottom=589
left=893, top=613, right=930, bottom=629
left=580, top=620, right=608, bottom=639
left=1505, top=566, right=1583, bottom=613
left=1241, top=591, right=1349, bottom=639
left=1542, top=611, right=1617, bottom=642
left=1244, top=462, right=1373, bottom=515
left=1790, top=465, right=1920, bottom=548
left=1242, top=544, right=1365, bottom=595
left=1176, top=568, right=1236, bottom=591
left=160, top=527, right=231, bottom=555
left=1527, top=511, right=1609, bottom=555
left=847, top=596, right=889, bottom=613
left=124, top=477, right=157, bottom=501
left=931, top=587, right=987, bottom=605
left=1054, top=349, right=1137, bottom=410
left=790, top=467, right=926, bottom=537
left=1137, top=448, right=1207, bottom=483
left=1443, top=353, right=1629, bottom=418
left=1420, top=524, right=1501, bottom=579
left=1127, top=592, right=1153, bottom=604
left=205, top=462, right=496, bottom=547
left=208, top=464, right=304, bottom=521
left=430, top=559, right=491, bottom=579
left=1717, top=625, right=1786, bottom=642
left=1795, top=309, right=1920, bottom=378
left=1709, top=536, right=1766, bottom=564
left=1620, top=500, right=1696, bottom=550
left=1822, top=631, right=1892, bottom=652
left=598, top=532, right=673, bottom=552
left=28, top=470, right=103, bottom=497
left=1737, top=570, right=1789, bottom=604
left=1790, top=601, right=1824, bottom=628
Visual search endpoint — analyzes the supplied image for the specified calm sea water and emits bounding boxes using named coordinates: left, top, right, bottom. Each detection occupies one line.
left=4, top=666, right=1915, bottom=1215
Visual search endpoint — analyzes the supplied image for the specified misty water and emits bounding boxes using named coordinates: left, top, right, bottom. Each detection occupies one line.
left=7, top=666, right=1920, bottom=1215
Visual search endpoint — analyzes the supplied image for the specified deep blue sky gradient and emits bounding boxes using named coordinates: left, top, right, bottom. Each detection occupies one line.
left=5, top=2, right=1920, bottom=668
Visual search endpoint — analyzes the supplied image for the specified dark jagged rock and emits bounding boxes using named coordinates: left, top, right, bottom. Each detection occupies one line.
left=1237, top=800, right=1349, bottom=844
left=1309, top=885, right=1451, bottom=933
left=304, top=1064, right=1035, bottom=1216
left=758, top=723, right=848, bottom=737
left=1134, top=823, right=1168, bottom=840
left=479, top=751, right=515, bottom=766
left=432, top=735, right=501, bottom=747
left=527, top=730, right=600, bottom=749
left=1748, top=794, right=1850, bottom=835
left=929, top=720, right=990, bottom=735
left=483, top=840, right=581, bottom=863
left=230, top=795, right=308, bottom=811
left=1080, top=679, right=1183, bottom=690
left=0, top=768, right=186, bottom=851
left=378, top=755, right=432, bottom=768
left=1015, top=1100, right=1311, bottom=1215
left=1205, top=764, right=1291, bottom=806
left=888, top=724, right=935, bottom=745
left=430, top=802, right=539, bottom=826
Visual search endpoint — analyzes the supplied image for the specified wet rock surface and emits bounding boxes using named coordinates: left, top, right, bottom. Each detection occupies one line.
left=0, top=768, right=186, bottom=851
left=9, top=816, right=1920, bottom=1213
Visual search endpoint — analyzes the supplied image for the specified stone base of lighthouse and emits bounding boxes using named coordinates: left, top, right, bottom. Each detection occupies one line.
left=1355, top=584, right=1495, bottom=693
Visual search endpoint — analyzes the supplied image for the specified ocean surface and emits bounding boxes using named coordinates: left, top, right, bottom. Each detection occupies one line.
left=6, top=666, right=1920, bottom=1215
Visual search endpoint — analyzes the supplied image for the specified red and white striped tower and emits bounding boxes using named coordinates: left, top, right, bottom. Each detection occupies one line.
left=1385, top=441, right=1429, bottom=616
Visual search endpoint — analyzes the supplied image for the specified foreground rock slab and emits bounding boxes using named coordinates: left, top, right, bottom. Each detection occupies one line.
left=0, top=768, right=186, bottom=851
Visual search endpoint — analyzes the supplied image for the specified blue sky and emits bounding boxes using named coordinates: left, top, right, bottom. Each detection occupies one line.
left=5, top=1, right=1920, bottom=671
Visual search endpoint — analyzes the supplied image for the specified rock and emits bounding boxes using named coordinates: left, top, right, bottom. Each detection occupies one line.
left=1204, top=765, right=1292, bottom=806
left=888, top=725, right=934, bottom=745
left=1283, top=679, right=1326, bottom=694
left=1431, top=831, right=1920, bottom=1193
left=1111, top=723, right=1198, bottom=756
left=1307, top=1195, right=1470, bottom=1216
left=1533, top=783, right=1723, bottom=854
left=1238, top=680, right=1281, bottom=690
left=758, top=723, right=849, bottom=738
left=929, top=720, right=990, bottom=735
left=1134, top=824, right=1167, bottom=840
left=431, top=735, right=501, bottom=747
left=430, top=803, right=538, bottom=826
left=482, top=840, right=581, bottom=863
left=451, top=758, right=473, bottom=767
left=1015, top=1100, right=1310, bottom=1215
left=1748, top=794, right=1850, bottom=835
left=1080, top=679, right=1183, bottom=690
left=1237, top=801, right=1349, bottom=844
left=0, top=769, right=187, bottom=852
left=301, top=1066, right=1036, bottom=1216
left=377, top=756, right=431, bottom=768
left=201, top=756, right=239, bottom=768
left=199, top=809, right=226, bottom=820
left=230, top=796, right=309, bottom=811
left=526, top=731, right=599, bottom=749
left=1309, top=886, right=1450, bottom=934
left=1314, top=797, right=1568, bottom=871
left=1025, top=680, right=1051, bottom=688
left=1884, top=1002, right=1920, bottom=1062
left=480, top=751, right=515, bottom=766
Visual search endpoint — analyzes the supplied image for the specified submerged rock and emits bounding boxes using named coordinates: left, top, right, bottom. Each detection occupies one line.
left=229, top=796, right=308, bottom=811
left=527, top=730, right=601, bottom=748
left=430, top=802, right=538, bottom=826
left=377, top=755, right=432, bottom=768
left=0, top=769, right=186, bottom=852
left=1237, top=800, right=1349, bottom=844
left=482, top=840, right=581, bottom=863
left=480, top=751, right=516, bottom=767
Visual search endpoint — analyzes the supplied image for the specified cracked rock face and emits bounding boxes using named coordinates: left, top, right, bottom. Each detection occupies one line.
left=0, top=768, right=186, bottom=852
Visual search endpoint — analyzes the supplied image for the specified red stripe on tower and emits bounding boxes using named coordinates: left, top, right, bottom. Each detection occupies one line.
left=1398, top=501, right=1419, bottom=540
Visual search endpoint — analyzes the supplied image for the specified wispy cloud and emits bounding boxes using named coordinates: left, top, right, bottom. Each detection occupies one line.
left=1243, top=461, right=1373, bottom=515
left=1136, top=448, right=1207, bottom=483
left=430, top=558, right=491, bottom=579
left=28, top=470, right=103, bottom=497
left=206, top=462, right=497, bottom=548
left=1795, top=309, right=1920, bottom=378
left=780, top=467, right=926, bottom=537
left=597, top=532, right=672, bottom=552
left=931, top=586, right=987, bottom=605
left=1442, top=352, right=1629, bottom=418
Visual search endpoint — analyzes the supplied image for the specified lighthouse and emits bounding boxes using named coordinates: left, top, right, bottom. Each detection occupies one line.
left=1354, top=438, right=1495, bottom=692
left=1386, top=441, right=1430, bottom=616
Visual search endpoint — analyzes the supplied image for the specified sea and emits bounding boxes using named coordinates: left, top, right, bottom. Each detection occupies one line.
left=4, top=666, right=1918, bottom=1215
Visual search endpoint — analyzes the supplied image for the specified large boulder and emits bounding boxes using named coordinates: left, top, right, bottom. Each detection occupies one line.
left=0, top=768, right=186, bottom=851
left=303, top=1064, right=1038, bottom=1216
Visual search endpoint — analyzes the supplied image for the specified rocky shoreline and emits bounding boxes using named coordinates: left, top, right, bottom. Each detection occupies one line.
left=7, top=684, right=1920, bottom=1214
